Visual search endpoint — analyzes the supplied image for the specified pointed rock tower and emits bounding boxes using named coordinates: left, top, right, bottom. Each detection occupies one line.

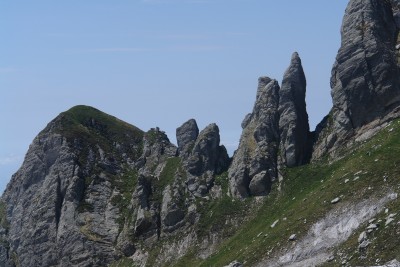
left=228, top=77, right=280, bottom=198
left=278, top=52, right=311, bottom=168
left=229, top=53, right=311, bottom=198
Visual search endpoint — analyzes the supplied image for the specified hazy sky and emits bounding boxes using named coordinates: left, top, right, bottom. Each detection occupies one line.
left=0, top=0, right=349, bottom=194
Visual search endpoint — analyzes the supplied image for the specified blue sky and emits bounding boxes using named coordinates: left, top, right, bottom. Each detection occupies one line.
left=0, top=0, right=349, bottom=194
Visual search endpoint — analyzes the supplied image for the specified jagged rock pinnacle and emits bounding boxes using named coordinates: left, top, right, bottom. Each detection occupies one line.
left=279, top=52, right=310, bottom=167
left=229, top=78, right=280, bottom=198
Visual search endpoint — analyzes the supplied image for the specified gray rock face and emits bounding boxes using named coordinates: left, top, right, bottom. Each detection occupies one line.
left=0, top=105, right=232, bottom=266
left=229, top=77, right=280, bottom=198
left=372, top=260, right=400, bottom=267
left=184, top=123, right=230, bottom=197
left=391, top=1, right=400, bottom=67
left=0, top=106, right=145, bottom=267
left=332, top=0, right=400, bottom=127
left=391, top=0, right=400, bottom=28
left=176, top=119, right=199, bottom=157
left=314, top=0, right=400, bottom=158
left=137, top=127, right=178, bottom=177
left=279, top=52, right=310, bottom=167
left=230, top=53, right=312, bottom=198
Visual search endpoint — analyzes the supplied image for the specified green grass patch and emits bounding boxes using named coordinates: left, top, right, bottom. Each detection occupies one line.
left=150, top=157, right=183, bottom=204
left=159, top=157, right=182, bottom=188
left=214, top=172, right=229, bottom=195
left=76, top=200, right=95, bottom=213
left=195, top=172, right=249, bottom=239
left=111, top=168, right=139, bottom=230
left=55, top=105, right=144, bottom=163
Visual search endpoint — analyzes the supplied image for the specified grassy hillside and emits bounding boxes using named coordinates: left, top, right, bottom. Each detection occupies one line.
left=171, top=119, right=400, bottom=266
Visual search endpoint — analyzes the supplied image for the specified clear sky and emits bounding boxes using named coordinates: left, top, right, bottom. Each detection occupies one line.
left=0, top=0, right=349, bottom=194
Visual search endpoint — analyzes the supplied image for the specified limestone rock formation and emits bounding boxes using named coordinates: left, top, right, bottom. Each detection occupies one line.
left=229, top=77, right=280, bottom=198
left=313, top=0, right=400, bottom=158
left=183, top=123, right=230, bottom=197
left=278, top=52, right=311, bottom=167
left=137, top=127, right=177, bottom=177
left=391, top=0, right=400, bottom=28
left=176, top=119, right=199, bottom=157
left=229, top=52, right=312, bottom=198
left=3, top=1, right=400, bottom=266
left=0, top=106, right=233, bottom=266
left=0, top=106, right=144, bottom=266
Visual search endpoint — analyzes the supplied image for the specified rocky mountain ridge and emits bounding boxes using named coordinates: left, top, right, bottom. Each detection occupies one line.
left=1, top=0, right=400, bottom=266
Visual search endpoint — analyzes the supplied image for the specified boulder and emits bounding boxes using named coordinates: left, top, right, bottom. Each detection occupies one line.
left=289, top=234, right=297, bottom=241
left=224, top=261, right=244, bottom=267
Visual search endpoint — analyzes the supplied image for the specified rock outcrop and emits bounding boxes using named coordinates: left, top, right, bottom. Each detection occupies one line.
left=313, top=0, right=400, bottom=158
left=182, top=122, right=230, bottom=197
left=137, top=127, right=177, bottom=177
left=229, top=52, right=312, bottom=198
left=278, top=52, right=311, bottom=167
left=229, top=77, right=280, bottom=198
left=0, top=106, right=233, bottom=266
left=176, top=119, right=199, bottom=157
left=392, top=0, right=400, bottom=28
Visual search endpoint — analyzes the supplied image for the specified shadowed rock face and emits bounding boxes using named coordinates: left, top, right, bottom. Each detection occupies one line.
left=314, top=0, right=400, bottom=158
left=332, top=0, right=399, bottom=127
left=229, top=77, right=280, bottom=198
left=392, top=0, right=400, bottom=27
left=279, top=52, right=310, bottom=168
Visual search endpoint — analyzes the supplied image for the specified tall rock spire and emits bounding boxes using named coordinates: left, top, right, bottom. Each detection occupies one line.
left=228, top=77, right=280, bottom=198
left=278, top=52, right=310, bottom=168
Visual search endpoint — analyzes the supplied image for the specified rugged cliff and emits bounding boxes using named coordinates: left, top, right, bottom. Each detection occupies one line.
left=2, top=0, right=400, bottom=266
left=0, top=106, right=233, bottom=267
left=313, top=0, right=400, bottom=159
